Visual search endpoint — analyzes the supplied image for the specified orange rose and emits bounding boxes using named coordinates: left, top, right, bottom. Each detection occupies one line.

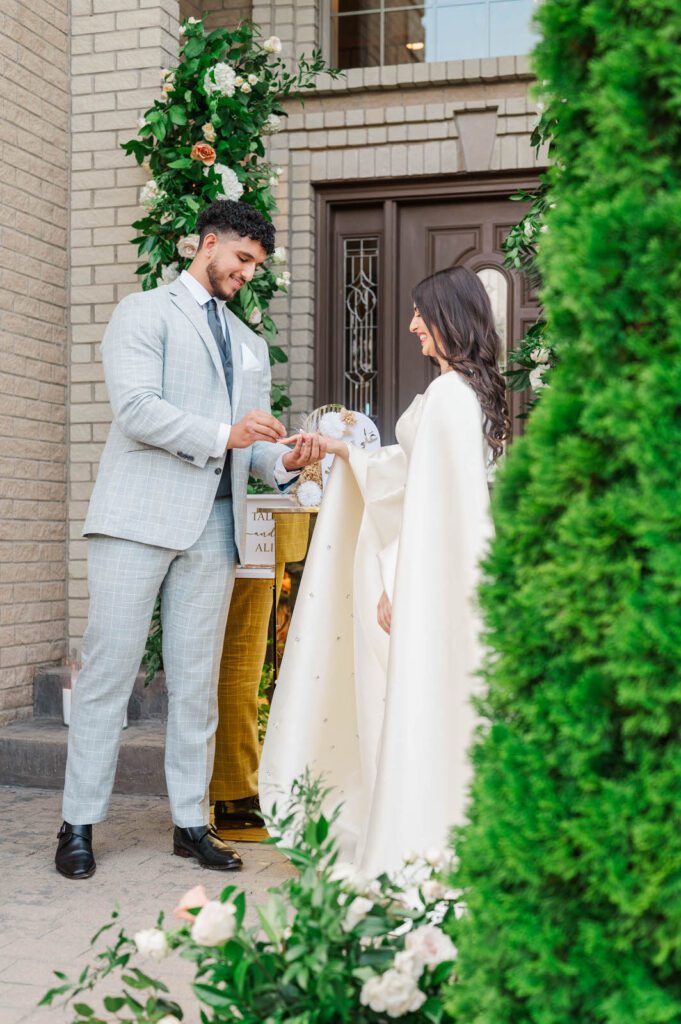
left=190, top=142, right=216, bottom=166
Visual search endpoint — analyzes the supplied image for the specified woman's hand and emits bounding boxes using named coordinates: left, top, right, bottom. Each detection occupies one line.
left=377, top=590, right=392, bottom=635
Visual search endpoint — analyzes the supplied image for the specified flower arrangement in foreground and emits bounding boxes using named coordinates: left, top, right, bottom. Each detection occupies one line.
left=42, top=774, right=460, bottom=1023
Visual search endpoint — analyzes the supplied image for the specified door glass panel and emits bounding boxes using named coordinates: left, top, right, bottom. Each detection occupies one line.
left=476, top=267, right=508, bottom=368
left=344, top=237, right=380, bottom=419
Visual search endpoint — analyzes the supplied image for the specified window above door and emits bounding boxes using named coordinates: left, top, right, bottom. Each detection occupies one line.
left=331, top=0, right=538, bottom=70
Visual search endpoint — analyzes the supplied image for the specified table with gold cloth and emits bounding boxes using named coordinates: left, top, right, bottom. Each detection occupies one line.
left=210, top=509, right=315, bottom=805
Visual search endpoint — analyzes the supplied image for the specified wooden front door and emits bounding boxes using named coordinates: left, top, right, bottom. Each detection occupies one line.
left=315, top=176, right=540, bottom=444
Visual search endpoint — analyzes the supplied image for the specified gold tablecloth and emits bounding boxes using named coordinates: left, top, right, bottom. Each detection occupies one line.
left=210, top=512, right=312, bottom=802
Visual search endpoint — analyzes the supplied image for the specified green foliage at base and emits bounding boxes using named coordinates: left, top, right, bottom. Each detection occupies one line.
left=445, top=3, right=681, bottom=1022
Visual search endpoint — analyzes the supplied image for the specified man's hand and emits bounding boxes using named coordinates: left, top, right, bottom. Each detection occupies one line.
left=377, top=590, right=392, bottom=635
left=280, top=432, right=328, bottom=471
left=227, top=410, right=286, bottom=449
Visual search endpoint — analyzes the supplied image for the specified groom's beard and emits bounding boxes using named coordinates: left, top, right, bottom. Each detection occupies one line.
left=206, top=261, right=243, bottom=301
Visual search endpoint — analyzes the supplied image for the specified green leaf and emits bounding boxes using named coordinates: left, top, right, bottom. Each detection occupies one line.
left=73, top=1004, right=94, bottom=1017
left=193, top=982, right=234, bottom=1010
left=183, top=36, right=205, bottom=59
left=168, top=157, right=195, bottom=169
left=168, top=107, right=188, bottom=127
left=103, top=996, right=126, bottom=1012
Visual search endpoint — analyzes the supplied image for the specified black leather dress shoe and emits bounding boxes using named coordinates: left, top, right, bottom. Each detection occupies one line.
left=173, top=824, right=243, bottom=871
left=214, top=795, right=262, bottom=829
left=55, top=822, right=96, bottom=879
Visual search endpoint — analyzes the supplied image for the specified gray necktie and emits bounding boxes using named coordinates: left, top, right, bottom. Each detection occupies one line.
left=206, top=298, right=233, bottom=401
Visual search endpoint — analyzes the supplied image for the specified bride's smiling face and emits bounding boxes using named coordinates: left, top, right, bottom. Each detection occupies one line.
left=410, top=306, right=438, bottom=359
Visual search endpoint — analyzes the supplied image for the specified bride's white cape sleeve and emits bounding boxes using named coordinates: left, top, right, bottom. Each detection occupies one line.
left=259, top=374, right=492, bottom=873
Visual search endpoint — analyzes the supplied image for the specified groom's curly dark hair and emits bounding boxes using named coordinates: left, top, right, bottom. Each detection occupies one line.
left=196, top=199, right=275, bottom=255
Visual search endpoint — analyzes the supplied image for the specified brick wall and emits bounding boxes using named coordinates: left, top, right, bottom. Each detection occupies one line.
left=0, top=1, right=70, bottom=725
left=67, top=0, right=179, bottom=644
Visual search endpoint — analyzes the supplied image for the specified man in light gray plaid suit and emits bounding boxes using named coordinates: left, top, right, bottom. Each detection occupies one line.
left=56, top=200, right=324, bottom=879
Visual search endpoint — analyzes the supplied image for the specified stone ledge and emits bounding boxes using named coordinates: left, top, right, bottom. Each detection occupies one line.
left=0, top=718, right=166, bottom=795
left=309, top=55, right=533, bottom=95
left=34, top=666, right=167, bottom=720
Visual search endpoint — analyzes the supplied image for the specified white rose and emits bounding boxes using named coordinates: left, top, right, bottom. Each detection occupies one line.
left=540, top=223, right=549, bottom=233
left=157, top=1017, right=179, bottom=1024
left=134, top=928, right=169, bottom=962
left=160, top=263, right=180, bottom=284
left=186, top=16, right=199, bottom=25
left=296, top=481, right=323, bottom=508
left=263, top=35, right=282, bottom=54
left=204, top=62, right=237, bottom=98
left=202, top=122, right=216, bottom=143
left=208, top=163, right=244, bottom=202
left=425, top=847, right=445, bottom=869
left=360, top=969, right=426, bottom=1017
left=139, top=179, right=165, bottom=210
left=422, top=878, right=446, bottom=902
left=262, top=113, right=282, bottom=135
left=272, top=246, right=287, bottom=265
left=531, top=346, right=550, bottom=364
left=177, top=234, right=200, bottom=259
left=241, top=82, right=252, bottom=94
left=529, top=365, right=548, bottom=390
left=191, top=900, right=237, bottom=946
left=393, top=949, right=423, bottom=979
left=234, top=75, right=244, bottom=87
left=405, top=924, right=457, bottom=968
left=342, top=895, right=373, bottom=932
left=248, top=306, right=262, bottom=325
left=248, top=73, right=258, bottom=85
left=275, top=271, right=291, bottom=288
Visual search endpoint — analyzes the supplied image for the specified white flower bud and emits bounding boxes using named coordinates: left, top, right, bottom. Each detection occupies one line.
left=191, top=901, right=237, bottom=946
left=134, top=928, right=169, bottom=961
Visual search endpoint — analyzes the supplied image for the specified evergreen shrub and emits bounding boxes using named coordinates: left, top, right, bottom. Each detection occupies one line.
left=445, top=2, right=681, bottom=1022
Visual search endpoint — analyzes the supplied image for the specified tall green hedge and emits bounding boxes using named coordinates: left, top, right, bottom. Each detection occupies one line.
left=445, top=3, right=681, bottom=1023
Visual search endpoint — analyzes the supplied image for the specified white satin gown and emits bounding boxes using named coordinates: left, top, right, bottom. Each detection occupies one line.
left=259, top=371, right=493, bottom=875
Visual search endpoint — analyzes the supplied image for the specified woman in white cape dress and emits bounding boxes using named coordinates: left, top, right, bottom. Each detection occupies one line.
left=259, top=267, right=510, bottom=876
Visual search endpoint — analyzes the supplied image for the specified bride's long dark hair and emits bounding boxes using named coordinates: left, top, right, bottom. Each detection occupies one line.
left=412, top=266, right=510, bottom=461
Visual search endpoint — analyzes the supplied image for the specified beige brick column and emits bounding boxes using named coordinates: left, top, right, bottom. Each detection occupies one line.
left=251, top=0, right=320, bottom=425
left=68, top=0, right=180, bottom=646
left=0, top=1, right=70, bottom=725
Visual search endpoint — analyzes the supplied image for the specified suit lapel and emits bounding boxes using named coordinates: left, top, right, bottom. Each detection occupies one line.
left=169, top=280, right=228, bottom=397
left=226, top=308, right=244, bottom=414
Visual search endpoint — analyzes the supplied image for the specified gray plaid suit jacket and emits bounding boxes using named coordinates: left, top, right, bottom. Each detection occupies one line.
left=84, top=278, right=288, bottom=560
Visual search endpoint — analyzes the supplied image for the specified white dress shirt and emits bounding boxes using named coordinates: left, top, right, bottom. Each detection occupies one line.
left=179, top=270, right=296, bottom=485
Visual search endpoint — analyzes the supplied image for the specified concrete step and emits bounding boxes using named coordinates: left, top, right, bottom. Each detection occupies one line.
left=33, top=667, right=167, bottom=721
left=0, top=718, right=167, bottom=795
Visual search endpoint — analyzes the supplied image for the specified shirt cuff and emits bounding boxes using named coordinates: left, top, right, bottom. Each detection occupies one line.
left=273, top=454, right=300, bottom=486
left=211, top=423, right=231, bottom=458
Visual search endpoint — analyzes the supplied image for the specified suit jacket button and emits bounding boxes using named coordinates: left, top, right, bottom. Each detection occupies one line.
left=215, top=468, right=221, bottom=475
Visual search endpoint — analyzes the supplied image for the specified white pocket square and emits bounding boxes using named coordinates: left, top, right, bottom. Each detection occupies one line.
left=241, top=344, right=260, bottom=371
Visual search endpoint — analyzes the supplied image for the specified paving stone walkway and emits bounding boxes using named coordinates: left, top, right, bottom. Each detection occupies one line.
left=0, top=786, right=292, bottom=1024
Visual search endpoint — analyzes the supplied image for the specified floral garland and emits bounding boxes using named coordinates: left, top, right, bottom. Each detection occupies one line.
left=292, top=407, right=358, bottom=507
left=123, top=15, right=340, bottom=414
left=501, top=107, right=557, bottom=397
